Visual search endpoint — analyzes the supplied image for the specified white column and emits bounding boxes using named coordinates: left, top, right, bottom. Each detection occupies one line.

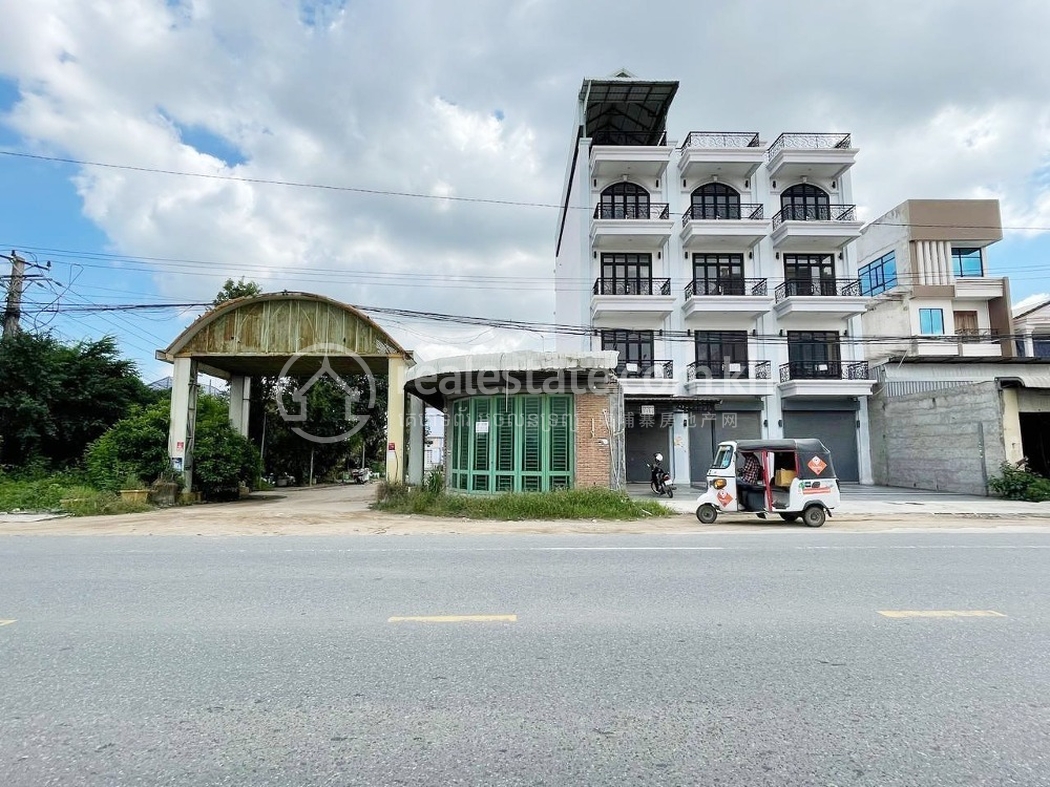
left=671, top=412, right=690, bottom=485
left=228, top=375, right=251, bottom=437
left=1024, top=329, right=1035, bottom=358
left=168, top=357, right=199, bottom=484
left=407, top=395, right=425, bottom=485
left=385, top=357, right=407, bottom=482
left=856, top=397, right=874, bottom=485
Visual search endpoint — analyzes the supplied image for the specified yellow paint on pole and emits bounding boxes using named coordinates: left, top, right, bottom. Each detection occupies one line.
left=0, top=619, right=16, bottom=626
left=387, top=614, right=517, bottom=624
left=877, top=610, right=1006, bottom=618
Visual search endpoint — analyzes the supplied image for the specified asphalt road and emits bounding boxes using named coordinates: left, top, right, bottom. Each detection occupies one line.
left=1, top=529, right=1049, bottom=786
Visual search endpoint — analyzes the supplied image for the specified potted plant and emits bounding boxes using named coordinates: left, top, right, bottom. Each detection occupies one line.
left=118, top=474, right=150, bottom=505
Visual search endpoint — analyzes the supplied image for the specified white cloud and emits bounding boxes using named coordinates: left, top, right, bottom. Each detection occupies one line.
left=2, top=0, right=1050, bottom=359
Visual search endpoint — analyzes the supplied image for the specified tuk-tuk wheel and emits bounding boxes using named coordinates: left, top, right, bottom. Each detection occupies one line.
left=696, top=504, right=718, bottom=524
left=778, top=513, right=799, bottom=523
left=803, top=506, right=826, bottom=528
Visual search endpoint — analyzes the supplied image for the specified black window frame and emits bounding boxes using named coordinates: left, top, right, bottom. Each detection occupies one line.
left=858, top=251, right=898, bottom=296
left=783, top=253, right=837, bottom=296
left=600, top=252, right=653, bottom=295
left=780, top=183, right=831, bottom=221
left=692, top=253, right=745, bottom=295
left=951, top=246, right=984, bottom=278
left=694, top=331, right=749, bottom=378
left=601, top=329, right=655, bottom=377
left=787, top=331, right=842, bottom=379
left=690, top=182, right=742, bottom=220
left=599, top=182, right=651, bottom=220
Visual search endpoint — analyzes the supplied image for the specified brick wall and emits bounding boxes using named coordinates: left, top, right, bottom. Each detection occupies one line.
left=574, top=392, right=615, bottom=488
left=868, top=381, right=1007, bottom=495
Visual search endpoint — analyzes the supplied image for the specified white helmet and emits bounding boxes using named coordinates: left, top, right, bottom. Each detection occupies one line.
left=654, top=453, right=663, bottom=462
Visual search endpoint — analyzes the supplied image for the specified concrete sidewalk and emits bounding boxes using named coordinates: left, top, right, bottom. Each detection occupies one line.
left=630, top=483, right=1050, bottom=517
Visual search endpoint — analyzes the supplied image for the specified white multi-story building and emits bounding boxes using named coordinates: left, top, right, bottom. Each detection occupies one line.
left=555, top=72, right=874, bottom=485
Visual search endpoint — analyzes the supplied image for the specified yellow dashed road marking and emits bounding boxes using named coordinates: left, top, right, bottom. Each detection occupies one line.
left=877, top=610, right=1006, bottom=618
left=388, top=614, right=517, bottom=624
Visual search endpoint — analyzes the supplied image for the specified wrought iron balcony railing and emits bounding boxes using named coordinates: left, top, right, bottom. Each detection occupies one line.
left=593, top=278, right=672, bottom=296
left=617, top=360, right=674, bottom=380
left=774, top=278, right=862, bottom=301
left=685, top=278, right=768, bottom=297
left=687, top=360, right=771, bottom=381
left=681, top=203, right=764, bottom=223
left=767, top=132, right=852, bottom=160
left=779, top=360, right=870, bottom=383
left=593, top=203, right=670, bottom=220
left=771, top=204, right=857, bottom=229
left=680, top=131, right=761, bottom=149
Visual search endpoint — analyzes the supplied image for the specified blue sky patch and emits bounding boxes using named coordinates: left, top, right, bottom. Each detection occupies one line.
left=299, top=0, right=347, bottom=28
left=0, top=76, right=19, bottom=113
left=160, top=110, right=247, bottom=167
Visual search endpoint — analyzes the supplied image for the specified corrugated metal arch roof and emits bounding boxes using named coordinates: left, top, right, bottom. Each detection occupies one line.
left=161, top=291, right=409, bottom=362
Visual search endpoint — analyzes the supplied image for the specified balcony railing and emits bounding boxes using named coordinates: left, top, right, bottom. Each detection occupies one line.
left=771, top=204, right=857, bottom=229
left=680, top=131, right=761, bottom=149
left=687, top=360, right=771, bottom=381
left=774, top=278, right=862, bottom=302
left=594, top=203, right=670, bottom=220
left=685, top=278, right=768, bottom=297
left=681, top=203, right=764, bottom=223
left=957, top=328, right=1000, bottom=343
left=779, top=360, right=870, bottom=383
left=767, top=132, right=852, bottom=160
left=593, top=278, right=672, bottom=296
left=617, top=360, right=674, bottom=380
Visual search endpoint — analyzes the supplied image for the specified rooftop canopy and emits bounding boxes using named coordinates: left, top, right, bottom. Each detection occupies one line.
left=579, top=73, right=679, bottom=146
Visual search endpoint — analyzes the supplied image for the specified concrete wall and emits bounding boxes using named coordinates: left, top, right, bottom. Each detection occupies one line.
left=868, top=380, right=1007, bottom=495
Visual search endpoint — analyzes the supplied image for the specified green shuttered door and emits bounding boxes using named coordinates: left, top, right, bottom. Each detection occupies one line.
left=449, top=395, right=574, bottom=493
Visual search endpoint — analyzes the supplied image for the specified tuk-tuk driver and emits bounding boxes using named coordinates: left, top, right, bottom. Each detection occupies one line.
left=737, top=451, right=764, bottom=512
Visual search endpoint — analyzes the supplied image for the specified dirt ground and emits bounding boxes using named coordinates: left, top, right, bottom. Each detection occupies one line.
left=1, top=484, right=1048, bottom=537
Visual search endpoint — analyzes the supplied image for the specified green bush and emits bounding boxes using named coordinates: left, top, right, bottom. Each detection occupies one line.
left=192, top=420, right=262, bottom=500
left=84, top=401, right=170, bottom=492
left=373, top=484, right=674, bottom=520
left=988, top=461, right=1050, bottom=502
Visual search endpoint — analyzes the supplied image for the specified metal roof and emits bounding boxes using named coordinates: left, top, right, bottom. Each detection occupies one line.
left=580, top=77, right=679, bottom=146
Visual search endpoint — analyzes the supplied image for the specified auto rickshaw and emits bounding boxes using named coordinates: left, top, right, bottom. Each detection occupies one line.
left=694, top=439, right=839, bottom=527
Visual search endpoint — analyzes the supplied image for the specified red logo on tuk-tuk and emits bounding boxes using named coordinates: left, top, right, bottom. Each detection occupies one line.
left=807, top=455, right=827, bottom=475
left=716, top=490, right=733, bottom=507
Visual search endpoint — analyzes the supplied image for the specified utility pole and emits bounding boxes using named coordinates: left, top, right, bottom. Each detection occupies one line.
left=2, top=250, right=26, bottom=338
left=2, top=251, right=54, bottom=338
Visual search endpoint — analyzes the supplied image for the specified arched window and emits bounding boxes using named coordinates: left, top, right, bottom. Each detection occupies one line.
left=780, top=184, right=830, bottom=221
left=599, top=182, right=650, bottom=219
left=690, top=183, right=741, bottom=220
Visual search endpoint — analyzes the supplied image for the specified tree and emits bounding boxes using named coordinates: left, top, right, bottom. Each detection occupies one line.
left=212, top=277, right=263, bottom=307
left=0, top=332, right=152, bottom=469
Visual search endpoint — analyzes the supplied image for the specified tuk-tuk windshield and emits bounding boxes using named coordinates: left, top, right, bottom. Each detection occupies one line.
left=712, top=445, right=734, bottom=470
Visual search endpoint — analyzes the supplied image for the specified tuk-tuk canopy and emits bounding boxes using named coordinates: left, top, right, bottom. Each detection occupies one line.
left=732, top=439, right=836, bottom=480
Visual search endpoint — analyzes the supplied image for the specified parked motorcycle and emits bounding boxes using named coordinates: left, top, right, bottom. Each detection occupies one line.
left=648, top=453, right=675, bottom=498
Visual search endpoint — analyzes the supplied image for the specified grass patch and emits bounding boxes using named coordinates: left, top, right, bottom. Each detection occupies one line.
left=0, top=473, right=152, bottom=517
left=373, top=483, right=675, bottom=520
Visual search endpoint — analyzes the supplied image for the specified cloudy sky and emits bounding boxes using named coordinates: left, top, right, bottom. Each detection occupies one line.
left=1, top=0, right=1049, bottom=379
